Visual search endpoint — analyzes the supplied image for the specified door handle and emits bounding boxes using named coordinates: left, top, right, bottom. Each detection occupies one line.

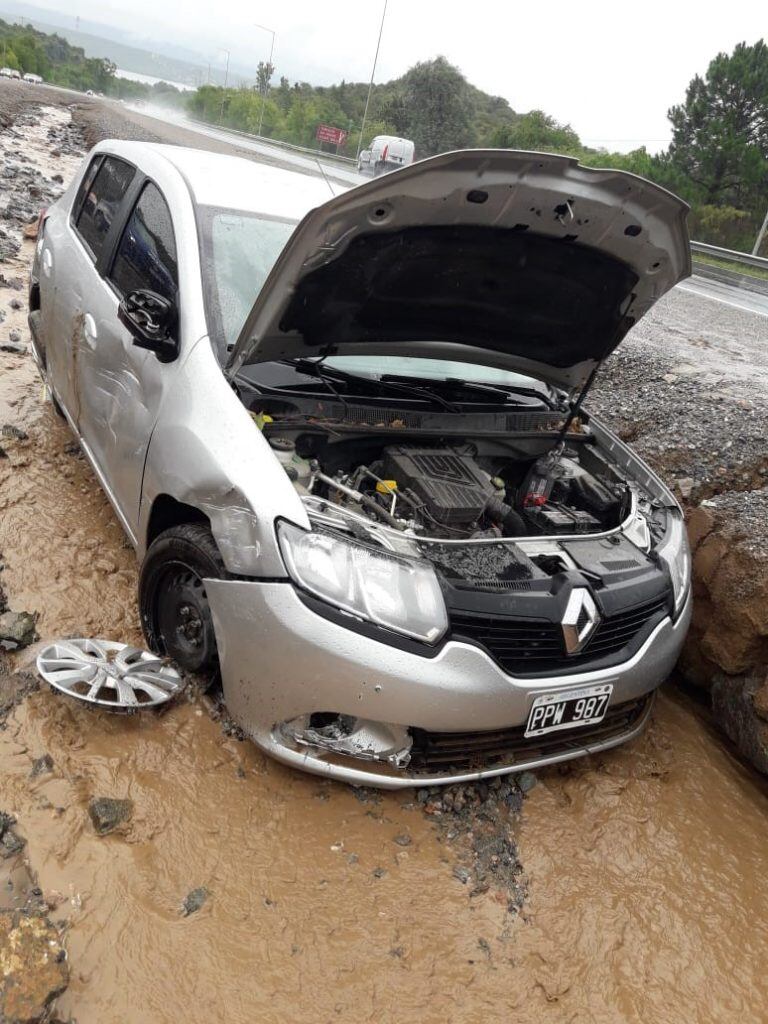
left=83, top=313, right=98, bottom=342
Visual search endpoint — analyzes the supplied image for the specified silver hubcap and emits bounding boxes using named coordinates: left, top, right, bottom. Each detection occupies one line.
left=37, top=639, right=182, bottom=710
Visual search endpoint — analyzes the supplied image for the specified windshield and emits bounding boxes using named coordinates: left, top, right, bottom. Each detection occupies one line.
left=324, top=355, right=542, bottom=389
left=198, top=206, right=296, bottom=357
left=199, top=206, right=544, bottom=393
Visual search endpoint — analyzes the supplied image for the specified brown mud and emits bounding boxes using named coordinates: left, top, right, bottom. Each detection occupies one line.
left=1, top=92, right=768, bottom=1024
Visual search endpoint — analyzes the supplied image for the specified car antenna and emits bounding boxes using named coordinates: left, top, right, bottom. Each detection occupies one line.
left=314, top=158, right=337, bottom=197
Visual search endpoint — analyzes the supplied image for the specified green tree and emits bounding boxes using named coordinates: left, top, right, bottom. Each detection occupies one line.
left=399, top=56, right=472, bottom=155
left=668, top=39, right=768, bottom=211
left=256, top=60, right=274, bottom=94
left=490, top=110, right=580, bottom=153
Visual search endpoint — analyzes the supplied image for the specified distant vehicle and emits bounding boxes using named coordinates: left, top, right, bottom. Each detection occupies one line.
left=359, top=135, right=415, bottom=177
left=23, top=73, right=43, bottom=84
left=86, top=89, right=95, bottom=96
left=0, top=67, right=13, bottom=78
left=9, top=68, right=21, bottom=80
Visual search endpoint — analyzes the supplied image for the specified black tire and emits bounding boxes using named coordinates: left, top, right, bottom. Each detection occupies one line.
left=139, top=523, right=231, bottom=674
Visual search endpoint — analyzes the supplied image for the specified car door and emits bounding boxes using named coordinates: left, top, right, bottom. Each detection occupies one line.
left=44, top=154, right=136, bottom=420
left=76, top=180, right=180, bottom=537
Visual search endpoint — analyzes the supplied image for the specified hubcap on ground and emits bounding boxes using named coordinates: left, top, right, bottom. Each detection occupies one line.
left=36, top=639, right=181, bottom=709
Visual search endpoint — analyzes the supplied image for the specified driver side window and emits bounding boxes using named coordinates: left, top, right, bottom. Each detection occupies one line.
left=109, top=183, right=178, bottom=306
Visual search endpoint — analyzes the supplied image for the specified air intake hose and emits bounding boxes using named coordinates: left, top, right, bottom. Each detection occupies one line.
left=484, top=496, right=526, bottom=537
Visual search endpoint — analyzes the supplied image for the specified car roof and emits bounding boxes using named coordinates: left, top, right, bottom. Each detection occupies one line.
left=90, top=139, right=339, bottom=221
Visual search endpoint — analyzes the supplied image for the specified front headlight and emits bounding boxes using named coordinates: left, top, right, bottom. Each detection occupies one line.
left=277, top=522, right=448, bottom=644
left=655, top=511, right=691, bottom=614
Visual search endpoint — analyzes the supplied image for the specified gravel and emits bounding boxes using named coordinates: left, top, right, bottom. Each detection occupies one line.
left=590, top=288, right=768, bottom=507
left=417, top=777, right=528, bottom=911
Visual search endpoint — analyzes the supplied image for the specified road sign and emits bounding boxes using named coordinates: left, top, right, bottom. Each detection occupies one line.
left=316, top=124, right=348, bottom=146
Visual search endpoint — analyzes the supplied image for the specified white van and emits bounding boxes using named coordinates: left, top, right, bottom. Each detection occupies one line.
left=358, top=135, right=415, bottom=177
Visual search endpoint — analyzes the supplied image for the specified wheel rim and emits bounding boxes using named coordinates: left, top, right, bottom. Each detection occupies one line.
left=37, top=639, right=181, bottom=709
left=154, top=563, right=216, bottom=669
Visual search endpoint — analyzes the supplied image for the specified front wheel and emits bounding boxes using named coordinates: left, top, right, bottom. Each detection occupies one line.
left=139, top=523, right=230, bottom=674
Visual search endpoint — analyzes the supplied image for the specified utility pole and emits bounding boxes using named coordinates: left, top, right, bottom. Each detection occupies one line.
left=752, top=204, right=768, bottom=257
left=255, top=23, right=276, bottom=137
left=356, top=0, right=387, bottom=161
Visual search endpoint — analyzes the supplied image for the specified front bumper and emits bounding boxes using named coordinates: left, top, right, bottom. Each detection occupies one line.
left=206, top=579, right=691, bottom=788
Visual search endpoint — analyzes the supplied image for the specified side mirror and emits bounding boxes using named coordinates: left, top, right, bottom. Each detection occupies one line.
left=118, top=289, right=178, bottom=362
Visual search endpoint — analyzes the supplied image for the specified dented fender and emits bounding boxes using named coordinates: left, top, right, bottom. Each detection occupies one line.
left=139, top=336, right=309, bottom=576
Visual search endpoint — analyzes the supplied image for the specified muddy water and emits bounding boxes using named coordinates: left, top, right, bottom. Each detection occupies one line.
left=0, top=107, right=140, bottom=643
left=2, top=105, right=768, bottom=1024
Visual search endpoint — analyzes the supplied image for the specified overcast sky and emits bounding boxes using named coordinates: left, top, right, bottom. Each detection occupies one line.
left=27, top=0, right=768, bottom=152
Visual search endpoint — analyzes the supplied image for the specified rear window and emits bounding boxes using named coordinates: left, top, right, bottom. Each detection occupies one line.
left=75, top=156, right=135, bottom=261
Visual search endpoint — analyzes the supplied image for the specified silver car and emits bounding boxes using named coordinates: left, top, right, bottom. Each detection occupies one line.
left=29, top=141, right=692, bottom=788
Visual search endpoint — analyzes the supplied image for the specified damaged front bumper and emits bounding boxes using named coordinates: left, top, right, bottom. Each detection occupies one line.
left=205, top=579, right=691, bottom=789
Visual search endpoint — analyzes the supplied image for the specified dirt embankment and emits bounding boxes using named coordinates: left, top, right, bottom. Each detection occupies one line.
left=1, top=88, right=768, bottom=1024
left=591, top=287, right=768, bottom=772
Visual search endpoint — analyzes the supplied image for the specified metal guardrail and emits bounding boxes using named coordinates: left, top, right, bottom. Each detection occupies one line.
left=691, top=240, right=768, bottom=271
left=187, top=118, right=358, bottom=168
left=690, top=240, right=768, bottom=297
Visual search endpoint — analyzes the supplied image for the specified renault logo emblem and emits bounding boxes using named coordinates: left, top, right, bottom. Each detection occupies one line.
left=561, top=589, right=600, bottom=655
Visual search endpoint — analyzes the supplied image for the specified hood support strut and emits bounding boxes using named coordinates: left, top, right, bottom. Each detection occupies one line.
left=555, top=361, right=602, bottom=446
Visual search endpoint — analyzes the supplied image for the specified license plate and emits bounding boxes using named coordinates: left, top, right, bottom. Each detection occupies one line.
left=524, top=684, right=613, bottom=738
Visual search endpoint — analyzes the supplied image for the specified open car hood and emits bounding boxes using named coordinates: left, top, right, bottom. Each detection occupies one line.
left=226, top=149, right=691, bottom=391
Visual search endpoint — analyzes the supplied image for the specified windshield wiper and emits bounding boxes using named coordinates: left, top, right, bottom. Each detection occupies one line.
left=285, top=359, right=463, bottom=413
left=442, top=377, right=561, bottom=410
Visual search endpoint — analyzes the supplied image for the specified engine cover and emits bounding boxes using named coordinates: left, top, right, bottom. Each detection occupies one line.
left=383, top=446, right=494, bottom=525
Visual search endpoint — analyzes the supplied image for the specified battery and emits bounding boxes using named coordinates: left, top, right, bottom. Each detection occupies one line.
left=525, top=502, right=602, bottom=535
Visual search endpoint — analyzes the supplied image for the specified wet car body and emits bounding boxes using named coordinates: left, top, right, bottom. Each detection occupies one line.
left=29, top=141, right=692, bottom=787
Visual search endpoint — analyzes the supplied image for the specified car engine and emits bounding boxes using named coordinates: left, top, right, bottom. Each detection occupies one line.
left=268, top=434, right=630, bottom=541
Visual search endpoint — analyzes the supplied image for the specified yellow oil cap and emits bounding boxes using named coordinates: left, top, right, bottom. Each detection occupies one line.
left=376, top=480, right=398, bottom=494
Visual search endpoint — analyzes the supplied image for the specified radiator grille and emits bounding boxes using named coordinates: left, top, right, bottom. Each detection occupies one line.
left=450, top=595, right=670, bottom=676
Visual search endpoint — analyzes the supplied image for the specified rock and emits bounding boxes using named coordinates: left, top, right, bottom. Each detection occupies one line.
left=677, top=477, right=695, bottom=499
left=0, top=611, right=37, bottom=648
left=453, top=865, right=470, bottom=884
left=2, top=424, right=28, bottom=441
left=712, top=674, right=768, bottom=774
left=9, top=297, right=22, bottom=310
left=30, top=755, right=54, bottom=778
left=517, top=771, right=538, bottom=793
left=8, top=329, right=20, bottom=342
left=88, top=797, right=133, bottom=836
left=0, top=911, right=68, bottom=1023
left=0, top=341, right=25, bottom=354
left=372, top=866, right=387, bottom=879
left=51, top=173, right=63, bottom=184
left=393, top=833, right=412, bottom=847
left=0, top=813, right=25, bottom=860
left=181, top=887, right=209, bottom=916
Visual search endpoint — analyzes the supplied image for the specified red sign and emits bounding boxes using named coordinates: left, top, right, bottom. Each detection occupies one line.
left=316, top=124, right=348, bottom=146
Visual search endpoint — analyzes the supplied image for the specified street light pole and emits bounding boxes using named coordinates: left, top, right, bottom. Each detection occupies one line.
left=218, top=48, right=230, bottom=124
left=255, top=23, right=276, bottom=137
left=752, top=204, right=768, bottom=257
left=356, top=0, right=387, bottom=161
